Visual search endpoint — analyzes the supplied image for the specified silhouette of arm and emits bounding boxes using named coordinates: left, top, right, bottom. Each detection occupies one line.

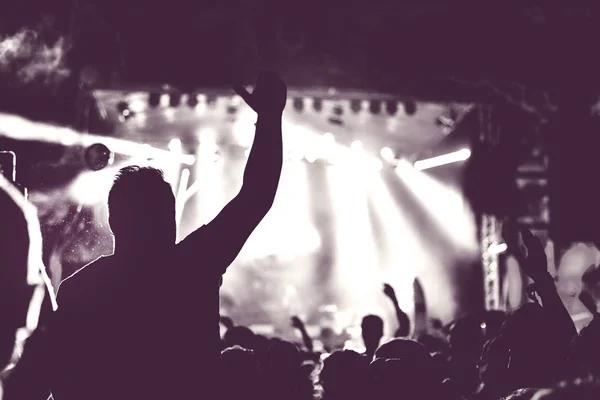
left=509, top=228, right=577, bottom=344
left=291, top=316, right=314, bottom=352
left=200, top=114, right=283, bottom=270
left=383, top=284, right=411, bottom=337
left=184, top=72, right=285, bottom=272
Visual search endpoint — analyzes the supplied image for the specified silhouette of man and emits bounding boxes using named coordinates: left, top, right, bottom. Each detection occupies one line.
left=12, top=72, right=286, bottom=400
left=361, top=315, right=383, bottom=360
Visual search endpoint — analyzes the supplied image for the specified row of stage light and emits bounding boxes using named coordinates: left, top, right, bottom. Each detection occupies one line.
left=115, top=92, right=419, bottom=121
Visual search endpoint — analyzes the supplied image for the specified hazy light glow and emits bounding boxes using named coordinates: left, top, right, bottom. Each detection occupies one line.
left=327, top=157, right=380, bottom=318
left=159, top=94, right=170, bottom=107
left=488, top=242, right=508, bottom=255
left=414, top=148, right=471, bottom=171
left=242, top=161, right=320, bottom=260
left=169, top=138, right=182, bottom=153
left=0, top=113, right=195, bottom=165
left=380, top=147, right=395, bottom=162
left=396, top=159, right=478, bottom=253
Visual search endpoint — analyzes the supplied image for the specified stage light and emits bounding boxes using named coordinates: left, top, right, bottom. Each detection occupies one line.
left=148, top=93, right=161, bottom=108
left=160, top=94, right=170, bottom=107
left=313, top=98, right=323, bottom=112
left=385, top=101, right=398, bottom=116
left=169, top=93, right=181, bottom=107
left=293, top=98, right=304, bottom=112
left=414, top=148, right=471, bottom=171
left=350, top=99, right=361, bottom=113
left=380, top=147, right=395, bottom=162
left=369, top=100, right=381, bottom=115
left=404, top=101, right=417, bottom=116
left=351, top=140, right=363, bottom=151
left=129, top=98, right=146, bottom=113
left=84, top=143, right=113, bottom=171
left=169, top=138, right=182, bottom=153
left=206, top=95, right=217, bottom=108
left=488, top=242, right=508, bottom=255
left=187, top=94, right=198, bottom=108
left=116, top=101, right=133, bottom=120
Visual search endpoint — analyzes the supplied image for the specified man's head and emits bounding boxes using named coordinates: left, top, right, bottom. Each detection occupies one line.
left=361, top=315, right=384, bottom=351
left=108, top=166, right=176, bottom=252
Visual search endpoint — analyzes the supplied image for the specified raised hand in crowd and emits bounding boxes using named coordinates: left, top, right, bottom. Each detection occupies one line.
left=383, top=283, right=411, bottom=337
left=505, top=226, right=576, bottom=344
left=291, top=316, right=313, bottom=353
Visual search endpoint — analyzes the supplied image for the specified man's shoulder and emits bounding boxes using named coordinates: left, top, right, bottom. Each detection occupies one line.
left=57, top=256, right=113, bottom=300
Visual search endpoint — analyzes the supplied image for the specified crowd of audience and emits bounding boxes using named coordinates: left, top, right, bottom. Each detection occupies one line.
left=1, top=72, right=600, bottom=400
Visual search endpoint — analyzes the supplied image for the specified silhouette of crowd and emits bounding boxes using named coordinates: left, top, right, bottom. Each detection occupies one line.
left=1, top=72, right=600, bottom=400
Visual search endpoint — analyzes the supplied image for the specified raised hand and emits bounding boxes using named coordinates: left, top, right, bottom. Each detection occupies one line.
left=383, top=283, right=397, bottom=301
left=291, top=316, right=304, bottom=330
left=507, top=227, right=549, bottom=282
left=234, top=71, right=287, bottom=116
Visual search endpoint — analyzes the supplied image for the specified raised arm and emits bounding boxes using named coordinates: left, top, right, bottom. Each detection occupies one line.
left=291, top=316, right=314, bottom=352
left=507, top=227, right=577, bottom=345
left=187, top=72, right=286, bottom=270
left=383, top=283, right=411, bottom=337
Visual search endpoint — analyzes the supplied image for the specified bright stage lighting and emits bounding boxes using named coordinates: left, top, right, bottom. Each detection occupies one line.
left=351, top=140, right=363, bottom=151
left=169, top=138, right=182, bottom=153
left=160, top=94, right=170, bottom=107
left=0, top=113, right=196, bottom=165
left=395, top=159, right=478, bottom=253
left=380, top=147, right=395, bottom=162
left=414, top=148, right=471, bottom=171
left=487, top=242, right=508, bottom=255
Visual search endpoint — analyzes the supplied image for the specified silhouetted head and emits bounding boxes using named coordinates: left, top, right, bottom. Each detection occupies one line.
left=374, top=338, right=431, bottom=364
left=501, top=303, right=569, bottom=388
left=108, top=166, right=176, bottom=253
left=370, top=357, right=441, bottom=400
left=223, top=325, right=255, bottom=350
left=361, top=315, right=384, bottom=354
left=0, top=179, right=48, bottom=369
left=220, top=346, right=261, bottom=398
left=320, top=350, right=369, bottom=400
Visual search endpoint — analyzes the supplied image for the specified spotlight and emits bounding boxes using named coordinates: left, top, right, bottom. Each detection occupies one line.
left=313, top=98, right=323, bottom=112
left=169, top=138, right=182, bottom=153
left=385, top=101, right=398, bottom=116
left=84, top=143, right=113, bottom=171
left=116, top=101, right=133, bottom=120
left=414, top=148, right=471, bottom=171
left=117, top=101, right=128, bottom=114
left=350, top=99, right=361, bottom=113
left=148, top=93, right=161, bottom=108
left=187, top=94, right=198, bottom=108
left=380, top=147, right=395, bottom=162
left=404, top=101, right=417, bottom=116
left=293, top=98, right=304, bottom=112
left=369, top=100, right=381, bottom=115
left=169, top=93, right=181, bottom=107
left=351, top=140, right=363, bottom=151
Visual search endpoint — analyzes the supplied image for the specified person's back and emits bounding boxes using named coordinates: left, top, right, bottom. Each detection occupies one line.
left=49, top=240, right=222, bottom=399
